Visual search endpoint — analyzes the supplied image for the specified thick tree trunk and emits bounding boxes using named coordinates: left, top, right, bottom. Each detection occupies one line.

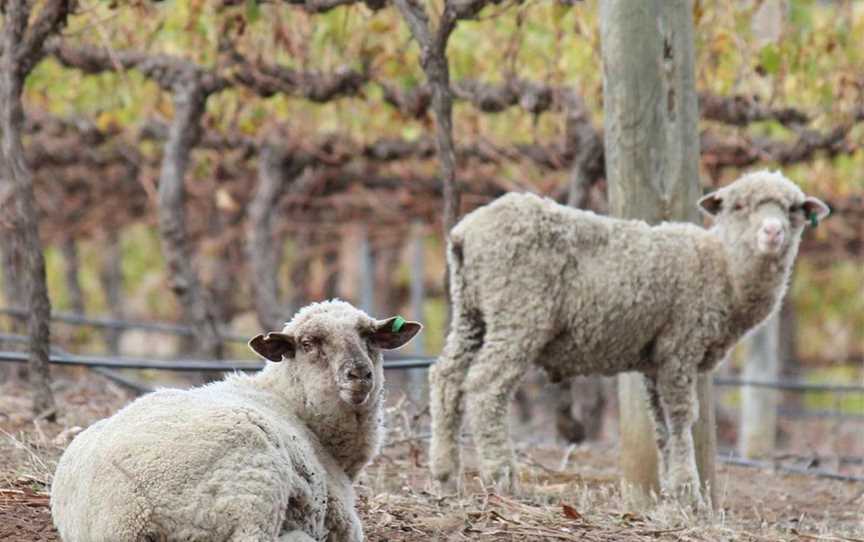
left=157, top=82, right=223, bottom=359
left=60, top=236, right=85, bottom=315
left=98, top=229, right=124, bottom=354
left=600, top=0, right=716, bottom=508
left=0, top=1, right=62, bottom=416
left=738, top=312, right=780, bottom=458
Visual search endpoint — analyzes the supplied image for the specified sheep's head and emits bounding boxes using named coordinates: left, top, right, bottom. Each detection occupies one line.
left=698, top=170, right=829, bottom=258
left=248, top=300, right=421, bottom=409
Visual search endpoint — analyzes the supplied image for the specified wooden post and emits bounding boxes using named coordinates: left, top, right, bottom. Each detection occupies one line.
left=738, top=313, right=780, bottom=458
left=98, top=230, right=124, bottom=355
left=408, top=221, right=428, bottom=403
left=60, top=237, right=85, bottom=315
left=600, top=0, right=716, bottom=508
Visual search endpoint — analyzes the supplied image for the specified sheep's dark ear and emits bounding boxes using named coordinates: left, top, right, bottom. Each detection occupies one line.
left=371, top=316, right=422, bottom=350
left=802, top=196, right=830, bottom=224
left=249, top=332, right=295, bottom=362
left=697, top=192, right=723, bottom=216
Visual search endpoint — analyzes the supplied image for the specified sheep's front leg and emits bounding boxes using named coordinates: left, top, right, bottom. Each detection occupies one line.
left=323, top=489, right=363, bottom=542
left=464, top=332, right=540, bottom=493
left=430, top=313, right=484, bottom=493
left=656, top=357, right=705, bottom=509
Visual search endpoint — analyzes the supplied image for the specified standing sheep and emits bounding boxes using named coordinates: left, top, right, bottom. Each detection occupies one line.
left=429, top=170, right=828, bottom=506
left=51, top=300, right=421, bottom=542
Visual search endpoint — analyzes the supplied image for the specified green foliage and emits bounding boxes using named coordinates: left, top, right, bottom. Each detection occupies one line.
left=422, top=297, right=447, bottom=355
left=758, top=43, right=781, bottom=75
left=792, top=259, right=864, bottom=363
left=246, top=0, right=262, bottom=24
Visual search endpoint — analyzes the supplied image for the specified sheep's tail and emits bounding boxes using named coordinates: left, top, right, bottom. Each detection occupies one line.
left=430, top=232, right=483, bottom=491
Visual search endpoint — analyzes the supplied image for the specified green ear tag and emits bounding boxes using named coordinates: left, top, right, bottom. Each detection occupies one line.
left=392, top=316, right=406, bottom=332
left=808, top=211, right=818, bottom=228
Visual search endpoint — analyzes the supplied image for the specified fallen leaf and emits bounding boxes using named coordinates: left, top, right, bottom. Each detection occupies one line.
left=562, top=503, right=583, bottom=520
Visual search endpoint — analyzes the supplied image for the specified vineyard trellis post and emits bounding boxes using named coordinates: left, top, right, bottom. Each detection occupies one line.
left=739, top=312, right=781, bottom=458
left=600, top=0, right=717, bottom=508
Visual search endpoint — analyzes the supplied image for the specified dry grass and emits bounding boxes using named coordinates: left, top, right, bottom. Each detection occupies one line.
left=0, top=379, right=862, bottom=541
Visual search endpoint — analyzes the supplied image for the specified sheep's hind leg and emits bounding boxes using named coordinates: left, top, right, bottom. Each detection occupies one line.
left=643, top=373, right=670, bottom=480
left=429, top=311, right=484, bottom=493
left=656, top=357, right=705, bottom=510
left=464, top=330, right=542, bottom=493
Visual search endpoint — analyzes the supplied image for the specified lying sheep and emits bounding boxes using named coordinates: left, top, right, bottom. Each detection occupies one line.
left=429, top=170, right=828, bottom=506
left=51, top=300, right=421, bottom=542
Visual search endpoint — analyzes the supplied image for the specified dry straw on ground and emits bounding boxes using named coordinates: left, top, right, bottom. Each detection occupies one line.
left=1, top=376, right=862, bottom=541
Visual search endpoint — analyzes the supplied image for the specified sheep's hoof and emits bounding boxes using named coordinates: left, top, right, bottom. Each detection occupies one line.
left=666, top=480, right=707, bottom=512
left=432, top=474, right=460, bottom=496
left=482, top=463, right=519, bottom=495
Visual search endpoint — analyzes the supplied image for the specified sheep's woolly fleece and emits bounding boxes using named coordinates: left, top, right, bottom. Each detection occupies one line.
left=51, top=300, right=402, bottom=542
left=429, top=170, right=825, bottom=506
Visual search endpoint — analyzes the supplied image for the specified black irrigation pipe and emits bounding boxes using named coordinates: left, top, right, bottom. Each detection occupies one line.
left=3, top=335, right=863, bottom=392
left=778, top=407, right=864, bottom=422
left=0, top=333, right=155, bottom=394
left=719, top=454, right=864, bottom=483
left=0, top=307, right=249, bottom=343
left=5, top=308, right=863, bottom=383
left=714, top=377, right=864, bottom=394
left=0, top=309, right=436, bottom=363
left=0, top=350, right=435, bottom=372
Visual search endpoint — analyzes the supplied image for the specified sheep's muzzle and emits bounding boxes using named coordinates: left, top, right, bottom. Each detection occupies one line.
left=337, top=361, right=374, bottom=406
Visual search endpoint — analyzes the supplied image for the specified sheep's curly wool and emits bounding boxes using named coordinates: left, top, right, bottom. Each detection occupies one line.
left=429, top=170, right=827, bottom=507
left=51, top=300, right=420, bottom=542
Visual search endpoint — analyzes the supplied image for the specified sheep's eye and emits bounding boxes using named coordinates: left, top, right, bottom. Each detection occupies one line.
left=300, top=338, right=317, bottom=352
left=732, top=202, right=744, bottom=212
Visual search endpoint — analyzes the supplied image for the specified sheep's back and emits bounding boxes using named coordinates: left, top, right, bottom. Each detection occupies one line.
left=51, top=388, right=327, bottom=541
left=451, top=193, right=725, bottom=375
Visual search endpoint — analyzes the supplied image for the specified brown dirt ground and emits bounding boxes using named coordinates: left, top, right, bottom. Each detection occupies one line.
left=1, top=375, right=863, bottom=542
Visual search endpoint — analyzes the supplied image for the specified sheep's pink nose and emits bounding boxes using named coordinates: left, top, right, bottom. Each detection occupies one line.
left=759, top=219, right=785, bottom=248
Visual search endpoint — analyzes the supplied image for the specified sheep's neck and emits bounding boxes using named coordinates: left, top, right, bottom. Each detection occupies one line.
left=252, top=367, right=382, bottom=479
left=303, top=392, right=383, bottom=479
left=727, top=249, right=794, bottom=334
